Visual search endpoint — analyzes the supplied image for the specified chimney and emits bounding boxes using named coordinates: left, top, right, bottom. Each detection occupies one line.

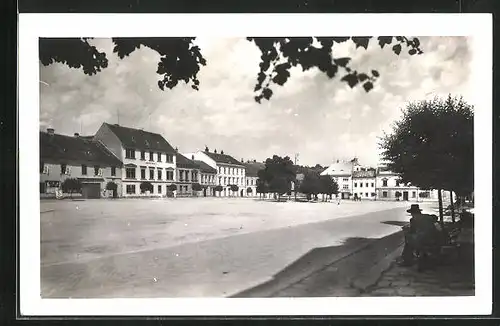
left=214, top=149, right=217, bottom=154
left=175, top=147, right=178, bottom=152
left=253, top=159, right=256, bottom=163
left=221, top=150, right=224, bottom=155
left=74, top=133, right=80, bottom=137
left=191, top=155, right=194, bottom=160
left=47, top=128, right=54, bottom=135
left=336, top=159, right=339, bottom=163
left=205, top=146, right=209, bottom=152
left=241, top=158, right=243, bottom=163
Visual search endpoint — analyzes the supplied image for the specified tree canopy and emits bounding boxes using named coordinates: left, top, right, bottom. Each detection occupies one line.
left=379, top=95, right=474, bottom=197
left=39, top=36, right=423, bottom=103
left=257, top=155, right=296, bottom=198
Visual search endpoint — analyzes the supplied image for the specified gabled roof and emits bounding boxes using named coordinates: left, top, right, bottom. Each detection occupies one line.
left=352, top=170, right=376, bottom=178
left=193, top=160, right=217, bottom=174
left=320, top=161, right=353, bottom=176
left=40, top=131, right=122, bottom=166
left=104, top=123, right=176, bottom=153
left=176, top=154, right=200, bottom=169
left=203, top=151, right=243, bottom=166
left=243, top=161, right=266, bottom=177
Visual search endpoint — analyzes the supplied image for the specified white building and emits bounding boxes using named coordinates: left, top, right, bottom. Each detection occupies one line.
left=94, top=123, right=177, bottom=197
left=352, top=169, right=377, bottom=200
left=184, top=148, right=246, bottom=197
left=320, top=159, right=356, bottom=199
left=243, top=160, right=265, bottom=197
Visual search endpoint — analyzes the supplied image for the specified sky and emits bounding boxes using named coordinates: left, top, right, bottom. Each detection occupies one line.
left=39, top=36, right=472, bottom=167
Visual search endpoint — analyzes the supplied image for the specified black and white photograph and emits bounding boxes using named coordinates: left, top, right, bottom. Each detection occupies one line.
left=19, top=14, right=492, bottom=316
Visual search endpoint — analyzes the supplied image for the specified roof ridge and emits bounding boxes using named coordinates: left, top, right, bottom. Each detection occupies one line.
left=105, top=122, right=163, bottom=136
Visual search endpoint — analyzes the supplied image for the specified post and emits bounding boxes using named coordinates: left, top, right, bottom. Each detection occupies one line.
left=450, top=190, right=455, bottom=223
left=437, top=188, right=444, bottom=227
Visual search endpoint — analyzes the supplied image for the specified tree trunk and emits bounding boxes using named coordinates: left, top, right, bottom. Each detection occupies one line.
left=294, top=190, right=297, bottom=202
left=438, top=188, right=444, bottom=227
left=450, top=190, right=456, bottom=223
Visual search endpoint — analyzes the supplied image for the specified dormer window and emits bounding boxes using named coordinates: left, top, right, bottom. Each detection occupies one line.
left=145, top=140, right=150, bottom=147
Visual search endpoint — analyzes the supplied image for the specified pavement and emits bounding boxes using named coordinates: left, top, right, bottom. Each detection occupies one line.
left=41, top=198, right=419, bottom=298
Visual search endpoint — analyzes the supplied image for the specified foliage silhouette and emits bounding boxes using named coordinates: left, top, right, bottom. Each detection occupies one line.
left=192, top=183, right=203, bottom=192
left=39, top=36, right=423, bottom=103
left=167, top=184, right=177, bottom=191
left=61, top=178, right=82, bottom=198
left=140, top=181, right=153, bottom=193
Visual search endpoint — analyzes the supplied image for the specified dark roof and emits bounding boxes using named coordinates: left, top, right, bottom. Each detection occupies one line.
left=204, top=151, right=243, bottom=166
left=40, top=131, right=122, bottom=166
left=353, top=170, right=376, bottom=178
left=243, top=161, right=265, bottom=177
left=104, top=123, right=176, bottom=153
left=176, top=154, right=200, bottom=169
left=193, top=160, right=217, bottom=174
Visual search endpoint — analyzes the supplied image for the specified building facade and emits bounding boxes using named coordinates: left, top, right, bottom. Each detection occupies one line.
left=193, top=159, right=218, bottom=197
left=320, top=159, right=355, bottom=199
left=243, top=160, right=265, bottom=197
left=176, top=153, right=201, bottom=196
left=352, top=169, right=377, bottom=200
left=40, top=129, right=123, bottom=199
left=94, top=123, right=177, bottom=197
left=185, top=148, right=246, bottom=197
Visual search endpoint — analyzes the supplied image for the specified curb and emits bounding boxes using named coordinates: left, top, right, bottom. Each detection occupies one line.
left=351, top=242, right=404, bottom=292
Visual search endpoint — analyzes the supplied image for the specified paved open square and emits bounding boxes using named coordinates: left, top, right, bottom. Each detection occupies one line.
left=41, top=198, right=433, bottom=298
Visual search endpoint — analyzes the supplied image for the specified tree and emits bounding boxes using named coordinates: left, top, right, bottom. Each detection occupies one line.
left=167, top=184, right=177, bottom=191
left=106, top=181, right=118, bottom=198
left=39, top=36, right=422, bottom=103
left=140, top=181, right=153, bottom=194
left=192, top=183, right=202, bottom=192
left=61, top=178, right=82, bottom=198
left=299, top=172, right=322, bottom=201
left=214, top=185, right=223, bottom=196
left=259, top=155, right=297, bottom=201
left=319, top=175, right=339, bottom=201
left=256, top=177, right=269, bottom=199
left=246, top=187, right=253, bottom=195
left=230, top=184, right=239, bottom=196
left=379, top=95, right=473, bottom=223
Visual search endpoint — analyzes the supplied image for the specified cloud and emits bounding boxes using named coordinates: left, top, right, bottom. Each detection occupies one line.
left=40, top=36, right=472, bottom=167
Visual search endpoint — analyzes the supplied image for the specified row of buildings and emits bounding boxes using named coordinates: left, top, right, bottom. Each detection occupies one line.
left=40, top=123, right=264, bottom=198
left=320, top=158, right=442, bottom=202
left=40, top=122, right=440, bottom=201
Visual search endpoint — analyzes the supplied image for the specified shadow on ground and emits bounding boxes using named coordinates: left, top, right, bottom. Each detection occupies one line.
left=381, top=220, right=409, bottom=227
left=231, top=231, right=405, bottom=298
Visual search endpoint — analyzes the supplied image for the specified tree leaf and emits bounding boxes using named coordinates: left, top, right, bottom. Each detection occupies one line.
left=409, top=48, right=417, bottom=55
left=334, top=57, right=351, bottom=67
left=351, top=37, right=370, bottom=50
left=262, top=88, right=273, bottom=100
left=341, top=74, right=359, bottom=88
left=377, top=36, right=393, bottom=48
left=392, top=44, right=402, bottom=55
left=358, top=73, right=369, bottom=82
left=363, top=81, right=374, bottom=92
left=371, top=70, right=380, bottom=77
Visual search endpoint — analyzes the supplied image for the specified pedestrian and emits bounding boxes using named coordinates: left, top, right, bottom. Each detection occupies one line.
left=337, top=195, right=341, bottom=206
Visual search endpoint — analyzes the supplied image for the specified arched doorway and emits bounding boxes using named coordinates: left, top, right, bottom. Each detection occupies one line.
left=240, top=189, right=244, bottom=197
left=203, top=187, right=207, bottom=197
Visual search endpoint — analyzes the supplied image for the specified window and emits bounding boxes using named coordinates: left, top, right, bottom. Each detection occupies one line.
left=360, top=183, right=363, bottom=188
left=111, top=166, right=116, bottom=176
left=343, top=184, right=348, bottom=189
left=141, top=151, right=146, bottom=160
left=157, top=152, right=162, bottom=162
left=365, top=193, right=368, bottom=197
left=166, top=171, right=174, bottom=180
left=382, top=179, right=388, bottom=187
left=158, top=169, right=162, bottom=180
left=150, top=151, right=154, bottom=161
left=141, top=168, right=146, bottom=180
left=60, top=164, right=67, bottom=174
left=158, top=185, right=162, bottom=194
left=382, top=191, right=388, bottom=198
left=343, top=178, right=349, bottom=182
left=396, top=179, right=400, bottom=186
left=94, top=165, right=100, bottom=176
left=412, top=191, right=416, bottom=198
left=218, top=167, right=221, bottom=174
left=149, top=169, right=154, bottom=180
left=165, top=154, right=173, bottom=163
left=366, top=183, right=369, bottom=187
left=126, top=185, right=136, bottom=194
left=371, top=183, right=374, bottom=187
left=82, top=164, right=87, bottom=175
left=125, top=149, right=136, bottom=159
left=126, top=168, right=136, bottom=179
left=224, top=177, right=227, bottom=184
left=219, top=177, right=222, bottom=184
left=354, top=183, right=357, bottom=187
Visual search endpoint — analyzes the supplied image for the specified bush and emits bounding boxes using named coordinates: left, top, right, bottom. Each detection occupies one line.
left=419, top=191, right=429, bottom=198
left=167, top=184, right=177, bottom=191
left=246, top=187, right=252, bottom=193
left=106, top=181, right=117, bottom=191
left=395, top=191, right=402, bottom=200
left=61, top=178, right=82, bottom=197
left=140, top=181, right=153, bottom=193
left=192, top=183, right=203, bottom=192
left=214, top=185, right=223, bottom=192
left=230, top=184, right=239, bottom=192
